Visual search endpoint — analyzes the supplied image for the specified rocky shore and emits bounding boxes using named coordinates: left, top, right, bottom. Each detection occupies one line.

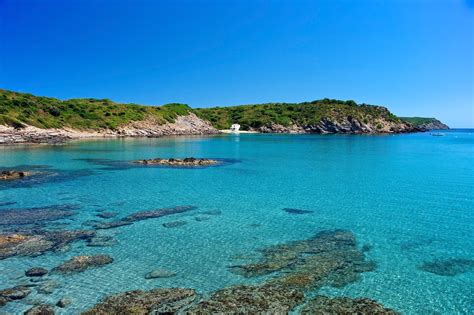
left=0, top=170, right=31, bottom=180
left=0, top=113, right=219, bottom=145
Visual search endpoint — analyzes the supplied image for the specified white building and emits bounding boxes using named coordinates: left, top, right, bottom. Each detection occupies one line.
left=230, top=124, right=240, bottom=132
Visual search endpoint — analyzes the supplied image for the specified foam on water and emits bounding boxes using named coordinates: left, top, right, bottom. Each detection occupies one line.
left=0, top=131, right=473, bottom=314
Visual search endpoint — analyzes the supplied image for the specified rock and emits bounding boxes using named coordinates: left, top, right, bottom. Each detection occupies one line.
left=230, top=229, right=375, bottom=291
left=0, top=229, right=95, bottom=260
left=162, top=220, right=187, bottom=228
left=188, top=284, right=304, bottom=313
left=194, top=216, right=211, bottom=222
left=36, top=281, right=59, bottom=294
left=93, top=205, right=197, bottom=230
left=300, top=296, right=398, bottom=314
left=53, top=255, right=113, bottom=274
left=25, top=267, right=48, bottom=277
left=0, top=204, right=78, bottom=226
left=144, top=268, right=177, bottom=279
left=86, top=235, right=117, bottom=247
left=82, top=288, right=197, bottom=314
left=282, top=208, right=314, bottom=214
left=0, top=296, right=7, bottom=306
left=96, top=212, right=118, bottom=219
left=200, top=210, right=222, bottom=215
left=56, top=297, right=72, bottom=308
left=23, top=304, right=55, bottom=315
left=0, top=286, right=31, bottom=300
left=133, top=157, right=220, bottom=167
left=0, top=170, right=31, bottom=180
left=419, top=258, right=474, bottom=276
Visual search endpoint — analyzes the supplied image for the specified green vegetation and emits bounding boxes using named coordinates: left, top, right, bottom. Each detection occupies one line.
left=195, top=99, right=402, bottom=130
left=0, top=89, right=191, bottom=130
left=400, top=117, right=436, bottom=126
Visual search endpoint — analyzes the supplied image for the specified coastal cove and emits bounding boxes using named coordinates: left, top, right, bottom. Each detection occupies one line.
left=0, top=131, right=473, bottom=314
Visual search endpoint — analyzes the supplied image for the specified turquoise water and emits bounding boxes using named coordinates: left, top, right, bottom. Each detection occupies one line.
left=0, top=130, right=473, bottom=314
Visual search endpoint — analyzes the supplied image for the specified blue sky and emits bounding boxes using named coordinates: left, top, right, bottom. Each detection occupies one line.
left=1, top=0, right=473, bottom=127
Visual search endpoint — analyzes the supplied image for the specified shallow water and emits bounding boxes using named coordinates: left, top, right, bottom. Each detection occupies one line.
left=0, top=131, right=473, bottom=314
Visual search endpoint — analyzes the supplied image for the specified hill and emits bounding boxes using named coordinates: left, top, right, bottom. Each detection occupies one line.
left=400, top=117, right=449, bottom=130
left=195, top=99, right=414, bottom=134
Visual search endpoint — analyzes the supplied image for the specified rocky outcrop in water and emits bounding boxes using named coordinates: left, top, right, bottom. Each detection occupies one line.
left=82, top=288, right=197, bottom=314
left=301, top=296, right=398, bottom=314
left=133, top=157, right=220, bottom=167
left=282, top=208, right=314, bottom=214
left=53, top=255, right=113, bottom=274
left=92, top=205, right=197, bottom=229
left=0, top=230, right=95, bottom=260
left=419, top=258, right=474, bottom=276
left=0, top=170, right=31, bottom=180
left=144, top=268, right=177, bottom=279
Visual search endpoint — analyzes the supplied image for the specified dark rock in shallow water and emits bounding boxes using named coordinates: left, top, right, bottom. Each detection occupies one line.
left=282, top=208, right=314, bottom=214
left=56, top=297, right=72, bottom=308
left=162, top=220, right=187, bottom=228
left=0, top=286, right=31, bottom=300
left=82, top=288, right=196, bottom=314
left=0, top=230, right=95, bottom=260
left=36, top=280, right=59, bottom=294
left=92, top=205, right=197, bottom=230
left=86, top=235, right=117, bottom=247
left=301, top=296, right=398, bottom=314
left=188, top=284, right=304, bottom=314
left=0, top=204, right=78, bottom=226
left=144, top=268, right=177, bottom=279
left=25, top=267, right=48, bottom=277
left=230, top=229, right=375, bottom=291
left=133, top=157, right=220, bottom=167
left=24, top=304, right=55, bottom=315
left=194, top=216, right=211, bottom=222
left=0, top=201, right=17, bottom=207
left=419, top=258, right=474, bottom=276
left=96, top=211, right=118, bottom=219
left=53, top=255, right=113, bottom=274
left=200, top=210, right=222, bottom=216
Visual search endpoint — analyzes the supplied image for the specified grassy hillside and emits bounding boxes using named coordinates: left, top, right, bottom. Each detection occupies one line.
left=400, top=117, right=436, bottom=126
left=194, top=99, right=401, bottom=130
left=0, top=89, right=191, bottom=130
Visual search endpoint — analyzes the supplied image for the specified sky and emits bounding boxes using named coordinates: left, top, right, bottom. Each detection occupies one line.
left=0, top=0, right=473, bottom=127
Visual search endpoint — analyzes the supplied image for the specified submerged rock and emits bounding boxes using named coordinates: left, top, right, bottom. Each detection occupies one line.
left=200, top=210, right=222, bottom=216
left=133, top=157, right=220, bottom=167
left=162, top=220, right=187, bottom=228
left=188, top=284, right=304, bottom=314
left=53, top=255, right=113, bottom=274
left=82, top=288, right=197, bottom=314
left=144, top=268, right=177, bottom=279
left=24, top=304, right=55, bottom=315
left=86, top=235, right=117, bottom=247
left=194, top=216, right=211, bottom=222
left=96, top=212, right=118, bottom=219
left=36, top=280, right=59, bottom=294
left=419, top=258, right=474, bottom=276
left=0, top=230, right=95, bottom=260
left=92, top=205, right=197, bottom=230
left=282, top=208, right=314, bottom=214
left=300, top=296, right=398, bottom=314
left=0, top=285, right=31, bottom=300
left=0, top=204, right=78, bottom=226
left=56, top=297, right=72, bottom=308
left=25, top=267, right=48, bottom=277
left=230, top=230, right=375, bottom=291
left=0, top=170, right=31, bottom=180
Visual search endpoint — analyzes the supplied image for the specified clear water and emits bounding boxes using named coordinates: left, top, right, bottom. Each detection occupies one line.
left=0, top=130, right=473, bottom=314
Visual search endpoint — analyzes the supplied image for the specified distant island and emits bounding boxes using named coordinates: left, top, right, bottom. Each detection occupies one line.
left=0, top=89, right=448, bottom=144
